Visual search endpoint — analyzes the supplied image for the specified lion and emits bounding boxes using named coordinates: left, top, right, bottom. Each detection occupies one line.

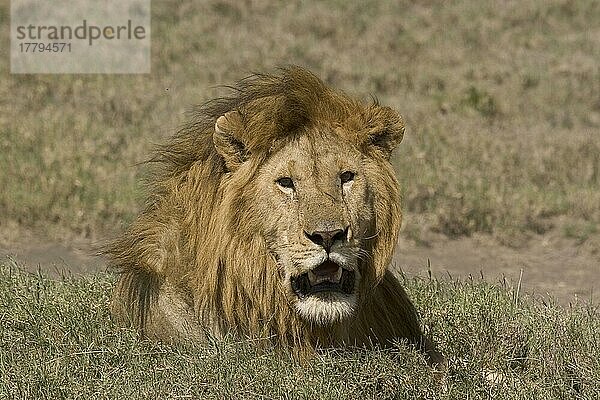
left=105, top=66, right=444, bottom=366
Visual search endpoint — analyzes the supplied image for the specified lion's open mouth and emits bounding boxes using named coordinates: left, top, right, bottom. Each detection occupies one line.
left=290, top=260, right=355, bottom=298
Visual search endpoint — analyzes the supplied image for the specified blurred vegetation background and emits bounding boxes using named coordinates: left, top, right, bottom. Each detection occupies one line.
left=1, top=0, right=599, bottom=250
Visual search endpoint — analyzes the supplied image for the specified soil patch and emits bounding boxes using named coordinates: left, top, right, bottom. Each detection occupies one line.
left=395, top=233, right=598, bottom=306
left=1, top=238, right=105, bottom=278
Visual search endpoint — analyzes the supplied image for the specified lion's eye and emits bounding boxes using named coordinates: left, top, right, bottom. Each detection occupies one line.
left=276, top=177, right=295, bottom=190
left=340, top=171, right=355, bottom=184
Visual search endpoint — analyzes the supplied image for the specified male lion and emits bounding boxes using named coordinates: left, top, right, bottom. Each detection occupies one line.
left=106, top=66, right=443, bottom=365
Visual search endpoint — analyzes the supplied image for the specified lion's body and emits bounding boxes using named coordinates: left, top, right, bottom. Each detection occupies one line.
left=106, top=67, right=442, bottom=362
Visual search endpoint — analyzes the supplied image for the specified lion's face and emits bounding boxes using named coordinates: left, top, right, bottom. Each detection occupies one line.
left=212, top=79, right=404, bottom=328
left=252, top=130, right=377, bottom=325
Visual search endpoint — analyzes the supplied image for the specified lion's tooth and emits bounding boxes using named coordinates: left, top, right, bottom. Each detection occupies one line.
left=307, top=270, right=317, bottom=285
left=333, top=267, right=343, bottom=283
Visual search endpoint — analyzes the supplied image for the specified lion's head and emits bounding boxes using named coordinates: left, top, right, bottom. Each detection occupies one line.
left=108, top=67, right=441, bottom=361
left=213, top=99, right=403, bottom=325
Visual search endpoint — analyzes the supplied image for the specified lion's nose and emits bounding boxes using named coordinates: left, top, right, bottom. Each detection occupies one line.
left=304, top=227, right=349, bottom=253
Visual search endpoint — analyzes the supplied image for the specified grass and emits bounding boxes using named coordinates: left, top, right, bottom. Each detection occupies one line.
left=1, top=0, right=599, bottom=247
left=1, top=261, right=599, bottom=399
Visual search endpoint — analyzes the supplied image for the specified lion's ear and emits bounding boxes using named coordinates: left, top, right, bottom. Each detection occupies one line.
left=213, top=111, right=248, bottom=170
left=366, top=108, right=405, bottom=158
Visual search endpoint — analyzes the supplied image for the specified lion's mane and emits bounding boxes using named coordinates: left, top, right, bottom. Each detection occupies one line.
left=105, top=67, right=436, bottom=358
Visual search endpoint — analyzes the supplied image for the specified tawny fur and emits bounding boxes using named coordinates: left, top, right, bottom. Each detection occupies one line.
left=105, top=66, right=442, bottom=363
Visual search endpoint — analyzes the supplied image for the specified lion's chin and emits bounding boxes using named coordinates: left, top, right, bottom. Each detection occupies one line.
left=294, top=292, right=358, bottom=325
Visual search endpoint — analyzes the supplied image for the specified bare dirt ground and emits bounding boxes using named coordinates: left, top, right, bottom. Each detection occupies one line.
left=0, top=237, right=105, bottom=278
left=395, top=233, right=599, bottom=306
left=1, top=232, right=597, bottom=306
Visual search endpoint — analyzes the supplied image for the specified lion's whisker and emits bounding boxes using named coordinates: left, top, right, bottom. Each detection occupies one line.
left=362, top=230, right=381, bottom=241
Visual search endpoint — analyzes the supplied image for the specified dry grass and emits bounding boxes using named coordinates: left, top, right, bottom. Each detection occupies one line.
left=2, top=262, right=599, bottom=399
left=1, top=0, right=599, bottom=248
